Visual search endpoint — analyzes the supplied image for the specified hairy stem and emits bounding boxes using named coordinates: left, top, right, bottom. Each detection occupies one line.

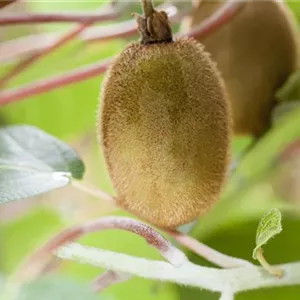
left=169, top=231, right=253, bottom=268
left=219, top=290, right=235, bottom=300
left=14, top=216, right=187, bottom=283
left=56, top=242, right=300, bottom=293
left=256, top=248, right=283, bottom=277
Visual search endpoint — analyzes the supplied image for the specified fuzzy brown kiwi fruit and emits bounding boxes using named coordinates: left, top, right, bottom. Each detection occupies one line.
left=181, top=0, right=300, bottom=139
left=98, top=0, right=231, bottom=229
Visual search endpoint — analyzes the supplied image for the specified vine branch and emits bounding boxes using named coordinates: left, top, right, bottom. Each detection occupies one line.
left=14, top=216, right=187, bottom=283
left=70, top=182, right=251, bottom=269
left=0, top=0, right=245, bottom=106
left=0, top=58, right=112, bottom=106
left=169, top=231, right=252, bottom=268
left=0, top=3, right=181, bottom=62
left=56, top=242, right=300, bottom=294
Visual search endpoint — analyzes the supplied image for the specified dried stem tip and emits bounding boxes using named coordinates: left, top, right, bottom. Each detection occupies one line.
left=133, top=0, right=173, bottom=44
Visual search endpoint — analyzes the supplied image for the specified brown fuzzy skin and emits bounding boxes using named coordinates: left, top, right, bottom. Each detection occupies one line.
left=181, top=0, right=300, bottom=138
left=99, top=38, right=231, bottom=229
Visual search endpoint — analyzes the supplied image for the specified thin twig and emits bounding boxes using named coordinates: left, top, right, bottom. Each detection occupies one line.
left=0, top=0, right=244, bottom=106
left=0, top=58, right=112, bottom=106
left=0, top=32, right=59, bottom=63
left=80, top=19, right=138, bottom=43
left=0, top=3, right=180, bottom=62
left=256, top=248, right=283, bottom=277
left=0, top=10, right=118, bottom=25
left=178, top=0, right=245, bottom=39
left=0, top=23, right=93, bottom=88
left=169, top=231, right=253, bottom=268
left=72, top=180, right=116, bottom=205
left=14, top=216, right=187, bottom=282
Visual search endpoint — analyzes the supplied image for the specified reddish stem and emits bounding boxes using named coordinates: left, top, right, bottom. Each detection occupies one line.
left=0, top=10, right=118, bottom=25
left=0, top=3, right=181, bottom=62
left=81, top=19, right=138, bottom=43
left=168, top=231, right=253, bottom=268
left=0, top=32, right=59, bottom=63
left=0, top=0, right=244, bottom=106
left=14, top=216, right=186, bottom=282
left=0, top=23, right=93, bottom=88
left=0, top=58, right=112, bottom=105
left=178, top=0, right=245, bottom=39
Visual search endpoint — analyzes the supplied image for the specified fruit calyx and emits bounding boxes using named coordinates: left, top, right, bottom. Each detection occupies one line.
left=133, top=0, right=173, bottom=44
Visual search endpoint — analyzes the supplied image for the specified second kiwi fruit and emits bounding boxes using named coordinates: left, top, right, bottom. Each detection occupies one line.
left=181, top=0, right=300, bottom=139
left=98, top=0, right=231, bottom=229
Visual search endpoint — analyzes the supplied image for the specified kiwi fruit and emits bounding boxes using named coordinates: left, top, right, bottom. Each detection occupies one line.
left=181, top=0, right=300, bottom=139
left=98, top=0, right=231, bottom=229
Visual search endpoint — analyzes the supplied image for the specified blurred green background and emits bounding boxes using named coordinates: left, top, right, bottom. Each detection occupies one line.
left=0, top=1, right=300, bottom=300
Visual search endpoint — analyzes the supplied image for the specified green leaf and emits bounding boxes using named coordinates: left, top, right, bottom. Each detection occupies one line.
left=253, top=208, right=282, bottom=260
left=0, top=125, right=84, bottom=204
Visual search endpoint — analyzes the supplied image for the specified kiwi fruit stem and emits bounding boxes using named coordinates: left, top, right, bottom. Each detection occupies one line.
left=134, top=0, right=173, bottom=44
left=141, top=0, right=154, bottom=17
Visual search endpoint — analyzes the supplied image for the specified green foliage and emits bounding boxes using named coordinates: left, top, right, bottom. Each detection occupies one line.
left=253, top=209, right=282, bottom=260
left=0, top=1, right=300, bottom=299
left=179, top=215, right=300, bottom=300
left=0, top=125, right=84, bottom=204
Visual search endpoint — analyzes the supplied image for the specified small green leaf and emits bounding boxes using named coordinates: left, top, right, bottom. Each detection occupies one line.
left=0, top=125, right=85, bottom=204
left=253, top=208, right=283, bottom=259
